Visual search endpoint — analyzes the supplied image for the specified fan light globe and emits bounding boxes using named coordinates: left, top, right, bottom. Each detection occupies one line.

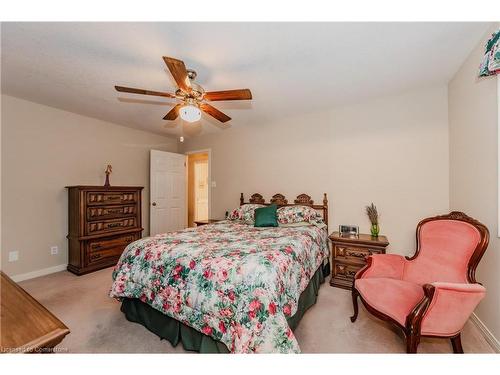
left=180, top=105, right=201, bottom=122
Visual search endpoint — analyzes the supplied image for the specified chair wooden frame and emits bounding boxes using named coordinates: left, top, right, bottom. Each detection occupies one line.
left=350, top=211, right=489, bottom=353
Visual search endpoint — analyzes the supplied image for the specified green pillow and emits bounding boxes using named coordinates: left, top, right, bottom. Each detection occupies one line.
left=254, top=204, right=278, bottom=227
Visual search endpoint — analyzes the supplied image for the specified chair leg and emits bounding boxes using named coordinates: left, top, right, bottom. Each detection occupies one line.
left=350, top=288, right=359, bottom=323
left=450, top=333, right=464, bottom=354
left=406, top=332, right=420, bottom=353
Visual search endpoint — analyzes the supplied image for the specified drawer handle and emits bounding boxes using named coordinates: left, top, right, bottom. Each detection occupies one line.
left=90, top=254, right=101, bottom=260
left=106, top=196, right=121, bottom=200
left=346, top=251, right=368, bottom=258
left=108, top=223, right=123, bottom=228
left=91, top=244, right=102, bottom=249
left=107, top=209, right=122, bottom=214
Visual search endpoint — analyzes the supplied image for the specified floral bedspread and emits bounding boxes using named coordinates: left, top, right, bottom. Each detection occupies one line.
left=110, top=221, right=328, bottom=353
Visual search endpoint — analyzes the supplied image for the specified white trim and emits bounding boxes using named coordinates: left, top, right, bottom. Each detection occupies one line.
left=185, top=148, right=212, bottom=221
left=497, top=76, right=500, bottom=237
left=470, top=312, right=500, bottom=353
left=10, top=264, right=67, bottom=283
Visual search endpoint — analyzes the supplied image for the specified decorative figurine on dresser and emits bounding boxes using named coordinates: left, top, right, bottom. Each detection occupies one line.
left=66, top=167, right=143, bottom=275
left=330, top=232, right=389, bottom=289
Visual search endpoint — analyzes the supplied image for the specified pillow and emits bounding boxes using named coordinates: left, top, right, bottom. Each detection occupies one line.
left=254, top=204, right=278, bottom=227
left=277, top=205, right=324, bottom=226
left=227, top=204, right=265, bottom=224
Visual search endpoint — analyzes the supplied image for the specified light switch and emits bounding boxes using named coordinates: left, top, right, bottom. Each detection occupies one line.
left=211, top=181, right=216, bottom=188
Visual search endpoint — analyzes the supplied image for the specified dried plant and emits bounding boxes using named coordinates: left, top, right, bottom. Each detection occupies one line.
left=365, top=203, right=379, bottom=225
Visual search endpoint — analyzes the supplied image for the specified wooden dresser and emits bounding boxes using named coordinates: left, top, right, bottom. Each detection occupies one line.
left=330, top=232, right=389, bottom=289
left=1, top=271, right=70, bottom=353
left=66, top=185, right=143, bottom=275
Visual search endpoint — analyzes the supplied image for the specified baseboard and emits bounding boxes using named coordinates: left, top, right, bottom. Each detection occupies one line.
left=470, top=312, right=500, bottom=353
left=10, top=264, right=67, bottom=282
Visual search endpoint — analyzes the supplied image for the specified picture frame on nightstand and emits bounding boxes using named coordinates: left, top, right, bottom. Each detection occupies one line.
left=338, top=224, right=359, bottom=237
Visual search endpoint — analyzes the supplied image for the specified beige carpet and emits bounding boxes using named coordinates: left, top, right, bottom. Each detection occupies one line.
left=19, top=267, right=494, bottom=353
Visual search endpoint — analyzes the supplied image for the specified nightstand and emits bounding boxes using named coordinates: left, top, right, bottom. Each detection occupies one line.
left=329, top=232, right=389, bottom=289
left=194, top=219, right=220, bottom=226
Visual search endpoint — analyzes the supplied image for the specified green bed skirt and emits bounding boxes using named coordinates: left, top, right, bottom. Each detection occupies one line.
left=120, top=265, right=326, bottom=353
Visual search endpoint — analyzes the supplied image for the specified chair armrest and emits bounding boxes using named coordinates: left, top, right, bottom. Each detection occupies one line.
left=419, top=282, right=486, bottom=336
left=356, top=254, right=406, bottom=280
left=430, top=282, right=486, bottom=293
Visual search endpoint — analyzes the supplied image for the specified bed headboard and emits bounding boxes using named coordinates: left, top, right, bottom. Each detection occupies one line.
left=239, top=192, right=329, bottom=230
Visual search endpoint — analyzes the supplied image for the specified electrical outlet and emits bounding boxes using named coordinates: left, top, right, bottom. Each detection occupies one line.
left=8, top=251, right=19, bottom=262
left=50, top=246, right=59, bottom=255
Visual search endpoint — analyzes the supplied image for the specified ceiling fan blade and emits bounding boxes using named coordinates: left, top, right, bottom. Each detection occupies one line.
left=162, top=56, right=192, bottom=93
left=163, top=104, right=182, bottom=120
left=200, top=103, right=231, bottom=123
left=115, top=85, right=176, bottom=98
left=204, top=89, right=252, bottom=101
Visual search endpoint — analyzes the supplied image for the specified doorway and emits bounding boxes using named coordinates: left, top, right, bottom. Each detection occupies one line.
left=186, top=150, right=210, bottom=227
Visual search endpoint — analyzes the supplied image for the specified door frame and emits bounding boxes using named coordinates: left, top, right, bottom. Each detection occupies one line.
left=185, top=148, right=212, bottom=222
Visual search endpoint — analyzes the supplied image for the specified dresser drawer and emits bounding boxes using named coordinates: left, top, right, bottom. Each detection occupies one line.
left=334, top=245, right=384, bottom=264
left=87, top=234, right=136, bottom=265
left=86, top=217, right=137, bottom=235
left=86, top=191, right=137, bottom=206
left=87, top=205, right=136, bottom=221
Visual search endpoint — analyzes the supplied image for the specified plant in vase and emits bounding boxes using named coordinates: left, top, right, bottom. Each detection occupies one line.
left=365, top=203, right=380, bottom=237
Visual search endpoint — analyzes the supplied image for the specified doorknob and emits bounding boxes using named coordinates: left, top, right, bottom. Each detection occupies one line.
left=152, top=202, right=157, bottom=206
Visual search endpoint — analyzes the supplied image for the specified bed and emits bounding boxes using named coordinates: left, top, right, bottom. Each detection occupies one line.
left=110, top=193, right=330, bottom=353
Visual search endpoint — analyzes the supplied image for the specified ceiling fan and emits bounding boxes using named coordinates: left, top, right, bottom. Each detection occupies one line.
left=115, top=56, right=252, bottom=125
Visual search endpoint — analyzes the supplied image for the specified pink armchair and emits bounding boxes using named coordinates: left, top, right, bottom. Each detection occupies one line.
left=350, top=212, right=489, bottom=353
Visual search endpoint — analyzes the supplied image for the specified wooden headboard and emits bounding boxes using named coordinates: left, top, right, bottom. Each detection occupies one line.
left=240, top=192, right=329, bottom=230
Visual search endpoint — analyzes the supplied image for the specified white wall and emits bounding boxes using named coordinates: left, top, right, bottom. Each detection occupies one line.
left=181, top=85, right=450, bottom=254
left=1, top=95, right=178, bottom=277
left=449, top=25, right=500, bottom=343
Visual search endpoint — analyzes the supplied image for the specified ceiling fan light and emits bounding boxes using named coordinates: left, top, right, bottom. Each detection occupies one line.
left=179, top=105, right=201, bottom=122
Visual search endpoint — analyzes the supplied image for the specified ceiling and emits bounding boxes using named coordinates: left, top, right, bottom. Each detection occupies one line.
left=1, top=22, right=492, bottom=137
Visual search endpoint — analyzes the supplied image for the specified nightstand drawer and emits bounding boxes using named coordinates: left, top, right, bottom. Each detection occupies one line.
left=334, top=245, right=384, bottom=264
left=333, top=261, right=361, bottom=280
left=330, top=261, right=363, bottom=289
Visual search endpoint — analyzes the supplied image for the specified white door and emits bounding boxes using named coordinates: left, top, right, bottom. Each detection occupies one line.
left=150, top=150, right=186, bottom=235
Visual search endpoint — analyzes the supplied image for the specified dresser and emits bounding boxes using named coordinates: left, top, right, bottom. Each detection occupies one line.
left=1, top=271, right=70, bottom=353
left=66, top=185, right=144, bottom=275
left=329, top=232, right=389, bottom=289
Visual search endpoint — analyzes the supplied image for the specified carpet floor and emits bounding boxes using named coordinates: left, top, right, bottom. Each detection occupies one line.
left=19, top=267, right=494, bottom=353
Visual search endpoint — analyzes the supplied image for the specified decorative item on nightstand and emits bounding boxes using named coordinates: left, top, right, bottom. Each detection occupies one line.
left=339, top=224, right=359, bottom=237
left=329, top=232, right=389, bottom=289
left=365, top=202, right=380, bottom=237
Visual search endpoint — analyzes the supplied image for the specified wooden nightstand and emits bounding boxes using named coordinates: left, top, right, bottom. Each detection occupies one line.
left=329, top=232, right=389, bottom=289
left=194, top=219, right=220, bottom=226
